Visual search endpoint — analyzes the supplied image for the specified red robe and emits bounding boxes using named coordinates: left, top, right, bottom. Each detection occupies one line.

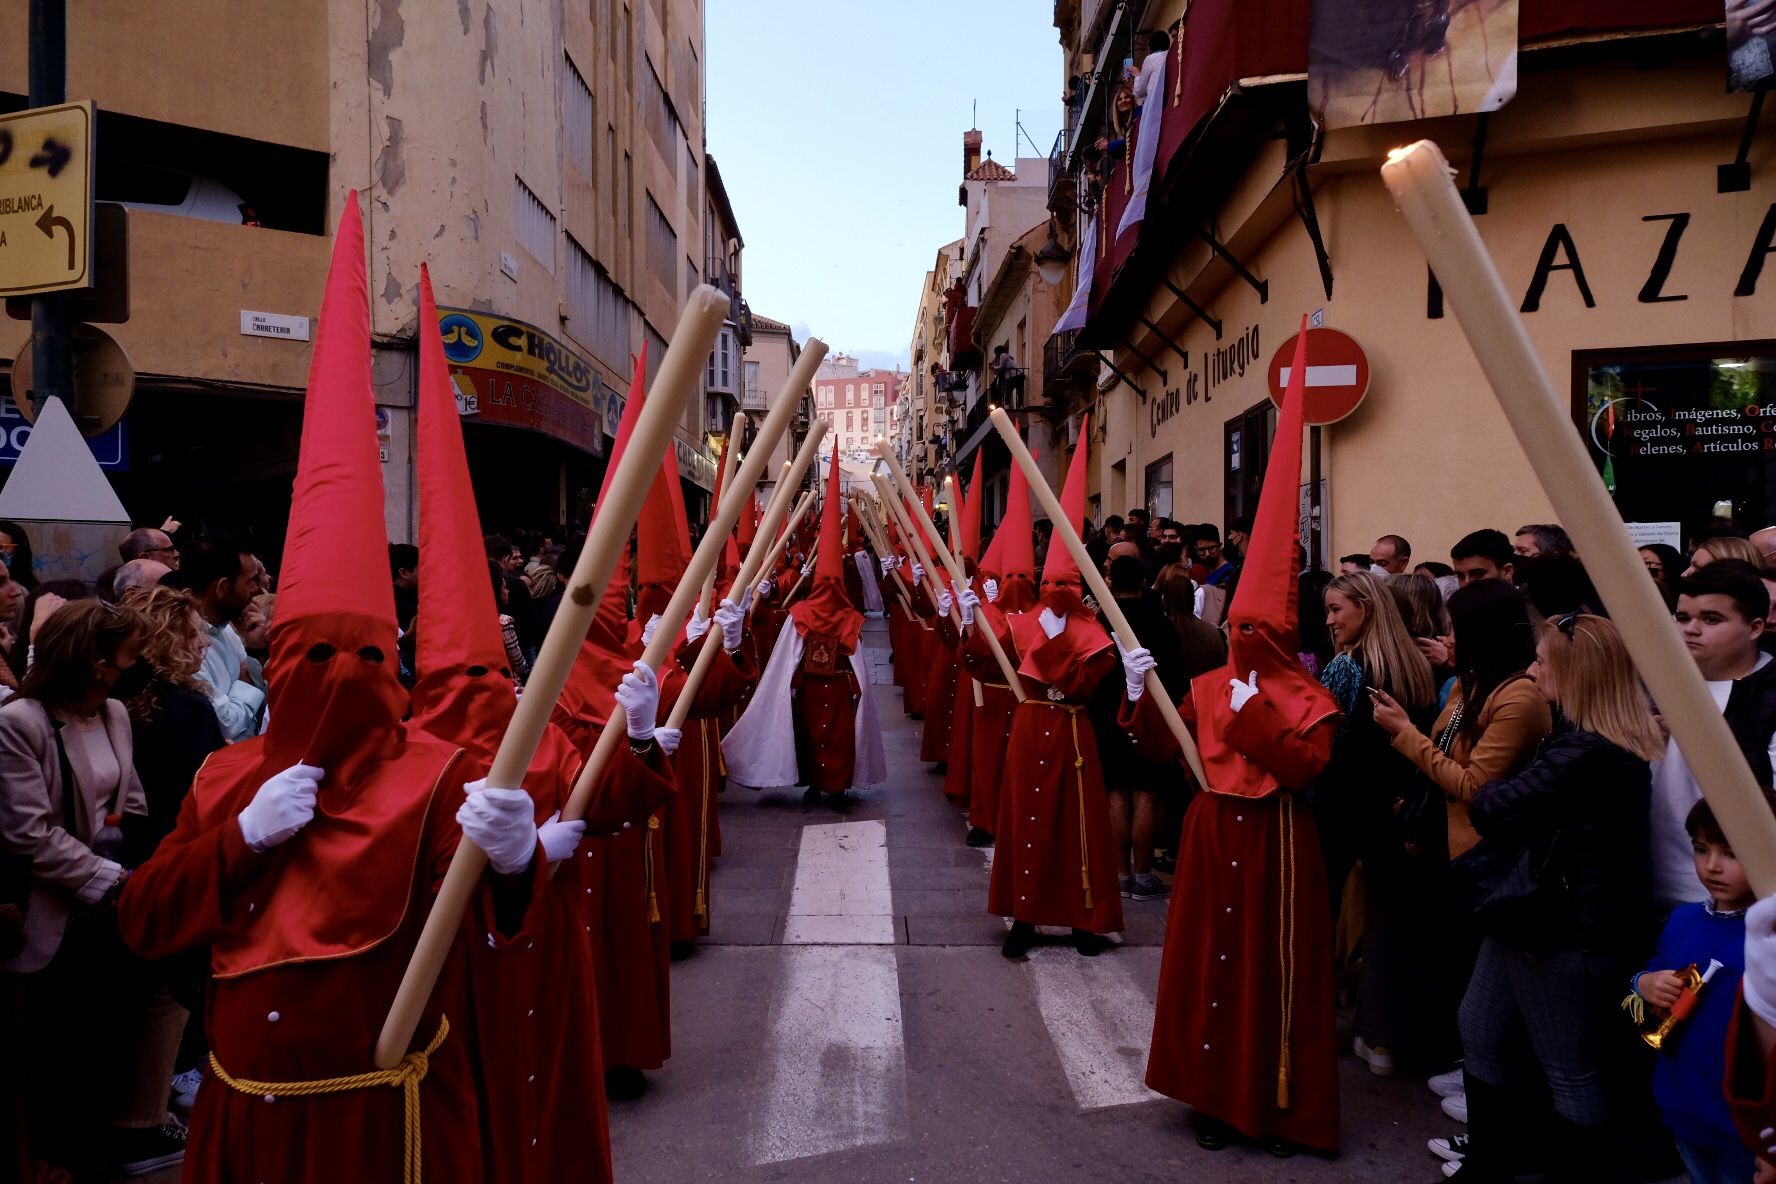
left=901, top=595, right=935, bottom=717
left=943, top=669, right=975, bottom=805
left=118, top=737, right=483, bottom=1184
left=444, top=722, right=670, bottom=1184
left=1122, top=688, right=1342, bottom=1153
left=919, top=614, right=962, bottom=764
left=793, top=637, right=862, bottom=794
left=659, top=634, right=756, bottom=941
left=1724, top=993, right=1776, bottom=1166
left=967, top=618, right=1123, bottom=935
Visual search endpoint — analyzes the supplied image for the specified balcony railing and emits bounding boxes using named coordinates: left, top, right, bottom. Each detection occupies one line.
left=741, top=384, right=768, bottom=411
left=987, top=367, right=1029, bottom=409
left=1044, top=329, right=1091, bottom=388
left=1048, top=126, right=1072, bottom=207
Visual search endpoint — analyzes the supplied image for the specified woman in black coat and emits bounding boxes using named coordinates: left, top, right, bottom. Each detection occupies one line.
left=1451, top=614, right=1663, bottom=1182
left=118, top=587, right=226, bottom=847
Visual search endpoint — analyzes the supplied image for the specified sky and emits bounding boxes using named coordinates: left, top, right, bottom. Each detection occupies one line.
left=706, top=1, right=1063, bottom=372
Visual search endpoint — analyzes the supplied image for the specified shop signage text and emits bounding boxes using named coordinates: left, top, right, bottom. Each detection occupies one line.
left=240, top=310, right=310, bottom=341
left=1150, top=322, right=1261, bottom=438
left=1428, top=205, right=1776, bottom=318
left=437, top=306, right=604, bottom=456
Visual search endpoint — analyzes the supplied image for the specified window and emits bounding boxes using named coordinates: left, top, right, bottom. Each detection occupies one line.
left=847, top=411, right=854, bottom=431
left=1144, top=454, right=1174, bottom=520
left=606, top=124, right=616, bottom=196
left=875, top=383, right=886, bottom=395
left=685, top=254, right=697, bottom=302
left=707, top=326, right=735, bottom=394
left=685, top=142, right=698, bottom=222
left=640, top=61, right=679, bottom=162
left=564, top=57, right=595, bottom=177
left=1224, top=402, right=1277, bottom=533
left=514, top=176, right=555, bottom=272
left=565, top=235, right=631, bottom=370
left=874, top=393, right=885, bottom=408
left=642, top=321, right=667, bottom=392
left=645, top=193, right=677, bottom=293
left=622, top=152, right=633, bottom=265
left=1577, top=341, right=1776, bottom=534
left=744, top=360, right=761, bottom=405
left=846, top=384, right=855, bottom=402
left=613, top=4, right=625, bottom=64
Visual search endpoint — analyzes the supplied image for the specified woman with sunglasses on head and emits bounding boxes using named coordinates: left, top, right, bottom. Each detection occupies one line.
left=1311, top=571, right=1437, bottom=1080
left=1410, top=614, right=1659, bottom=1182
left=0, top=598, right=190, bottom=1179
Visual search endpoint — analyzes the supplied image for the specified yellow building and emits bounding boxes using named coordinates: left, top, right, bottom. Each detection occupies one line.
left=1052, top=1, right=1772, bottom=565
left=0, top=0, right=727, bottom=554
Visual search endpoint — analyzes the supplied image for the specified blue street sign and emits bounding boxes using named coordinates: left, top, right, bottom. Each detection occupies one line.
left=0, top=397, right=127, bottom=470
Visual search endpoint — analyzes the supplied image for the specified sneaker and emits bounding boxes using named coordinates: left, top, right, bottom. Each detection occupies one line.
left=1128, top=874, right=1171, bottom=901
left=1442, top=1161, right=1463, bottom=1179
left=1428, top=1065, right=1465, bottom=1098
left=1353, top=1035, right=1395, bottom=1077
left=1428, top=1133, right=1471, bottom=1162
left=1119, top=874, right=1134, bottom=898
left=1440, top=1092, right=1469, bottom=1124
left=169, top=1066, right=202, bottom=1113
left=113, top=1120, right=187, bottom=1177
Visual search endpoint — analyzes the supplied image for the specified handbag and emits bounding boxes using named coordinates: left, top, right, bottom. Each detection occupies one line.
left=1392, top=700, right=1463, bottom=862
left=1452, top=827, right=1568, bottom=949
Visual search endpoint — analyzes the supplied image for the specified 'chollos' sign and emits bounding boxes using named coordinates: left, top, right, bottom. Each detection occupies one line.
left=1151, top=323, right=1261, bottom=438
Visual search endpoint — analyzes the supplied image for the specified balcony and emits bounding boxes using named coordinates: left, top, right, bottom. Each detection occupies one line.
left=1044, top=329, right=1093, bottom=388
left=986, top=367, right=1029, bottom=410
left=1048, top=126, right=1073, bottom=211
left=947, top=304, right=981, bottom=368
left=741, top=380, right=768, bottom=412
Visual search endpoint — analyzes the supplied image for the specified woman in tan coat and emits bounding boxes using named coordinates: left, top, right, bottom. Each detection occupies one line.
left=1370, top=578, right=1552, bottom=1111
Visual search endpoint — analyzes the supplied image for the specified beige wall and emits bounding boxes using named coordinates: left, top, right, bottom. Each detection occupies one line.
left=1107, top=49, right=1776, bottom=566
left=743, top=323, right=802, bottom=501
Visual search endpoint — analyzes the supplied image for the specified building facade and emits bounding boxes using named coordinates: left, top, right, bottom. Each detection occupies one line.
left=0, top=0, right=734, bottom=560
left=740, top=311, right=814, bottom=510
left=1050, top=0, right=1766, bottom=567
left=814, top=362, right=902, bottom=460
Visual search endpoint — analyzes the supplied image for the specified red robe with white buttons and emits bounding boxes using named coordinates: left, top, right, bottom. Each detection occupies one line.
left=965, top=616, right=1123, bottom=935
left=117, top=736, right=484, bottom=1184
left=1121, top=688, right=1341, bottom=1153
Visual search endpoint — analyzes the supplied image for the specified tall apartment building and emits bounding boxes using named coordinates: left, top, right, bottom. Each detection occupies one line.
left=0, top=0, right=734, bottom=556
left=814, top=368, right=902, bottom=459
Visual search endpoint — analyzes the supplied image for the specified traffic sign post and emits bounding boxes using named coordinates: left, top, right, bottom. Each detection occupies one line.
left=0, top=100, right=95, bottom=297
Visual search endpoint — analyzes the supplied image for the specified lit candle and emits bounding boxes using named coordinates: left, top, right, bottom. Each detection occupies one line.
left=1381, top=140, right=1776, bottom=895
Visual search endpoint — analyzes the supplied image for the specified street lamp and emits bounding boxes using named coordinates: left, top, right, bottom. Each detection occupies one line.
left=1034, top=220, right=1069, bottom=287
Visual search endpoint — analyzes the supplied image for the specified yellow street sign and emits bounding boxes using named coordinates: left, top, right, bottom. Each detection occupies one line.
left=0, top=100, right=95, bottom=296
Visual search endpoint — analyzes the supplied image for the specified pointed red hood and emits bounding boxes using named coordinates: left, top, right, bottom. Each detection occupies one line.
left=263, top=190, right=406, bottom=770
left=633, top=404, right=692, bottom=624
left=408, top=263, right=519, bottom=750
left=788, top=442, right=863, bottom=653
left=1038, top=417, right=1088, bottom=611
left=736, top=495, right=760, bottom=554
left=1011, top=420, right=1108, bottom=683
left=1194, top=316, right=1341, bottom=799
left=987, top=446, right=1037, bottom=611
left=557, top=347, right=649, bottom=733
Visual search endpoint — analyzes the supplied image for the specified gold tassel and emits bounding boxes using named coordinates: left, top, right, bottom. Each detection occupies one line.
left=1277, top=1050, right=1292, bottom=1110
left=645, top=814, right=662, bottom=923
left=1071, top=714, right=1093, bottom=910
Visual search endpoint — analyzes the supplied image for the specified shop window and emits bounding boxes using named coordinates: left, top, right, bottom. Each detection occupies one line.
left=1576, top=342, right=1776, bottom=543
left=1224, top=401, right=1277, bottom=532
left=1145, top=455, right=1174, bottom=520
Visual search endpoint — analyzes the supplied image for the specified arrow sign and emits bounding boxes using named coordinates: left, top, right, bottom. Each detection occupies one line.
left=35, top=205, right=74, bottom=271
left=28, top=138, right=71, bottom=178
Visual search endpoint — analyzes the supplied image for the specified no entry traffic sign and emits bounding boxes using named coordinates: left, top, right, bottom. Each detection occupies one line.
left=1267, top=326, right=1370, bottom=425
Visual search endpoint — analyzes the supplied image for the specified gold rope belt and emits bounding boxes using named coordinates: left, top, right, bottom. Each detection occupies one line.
left=208, top=1016, right=450, bottom=1184
left=644, top=812, right=663, bottom=923
left=696, top=722, right=711, bottom=923
left=1068, top=713, right=1093, bottom=911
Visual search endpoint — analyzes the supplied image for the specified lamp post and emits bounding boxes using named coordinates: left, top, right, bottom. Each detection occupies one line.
left=1034, top=219, right=1069, bottom=287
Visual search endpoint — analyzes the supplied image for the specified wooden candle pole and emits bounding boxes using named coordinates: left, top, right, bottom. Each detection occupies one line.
left=755, top=490, right=814, bottom=588
left=988, top=407, right=1207, bottom=785
left=660, top=419, right=833, bottom=732
left=871, top=473, right=954, bottom=623
left=376, top=285, right=729, bottom=1069
left=854, top=496, right=914, bottom=603
left=875, top=443, right=1026, bottom=702
left=1381, top=139, right=1776, bottom=895
left=560, top=345, right=830, bottom=825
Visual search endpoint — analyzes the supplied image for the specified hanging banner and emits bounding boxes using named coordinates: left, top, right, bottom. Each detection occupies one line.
left=1309, top=0, right=1519, bottom=129
left=436, top=306, right=605, bottom=456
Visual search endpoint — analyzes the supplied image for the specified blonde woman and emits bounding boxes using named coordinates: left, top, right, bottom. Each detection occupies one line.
left=1435, top=614, right=1661, bottom=1181
left=118, top=586, right=225, bottom=847
left=1311, top=571, right=1437, bottom=1077
left=1687, top=535, right=1764, bottom=575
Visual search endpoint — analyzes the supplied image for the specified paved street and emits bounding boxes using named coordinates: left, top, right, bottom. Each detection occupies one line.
left=610, top=618, right=1452, bottom=1183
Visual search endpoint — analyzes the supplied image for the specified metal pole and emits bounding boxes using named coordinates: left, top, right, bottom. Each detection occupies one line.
left=28, top=0, right=73, bottom=418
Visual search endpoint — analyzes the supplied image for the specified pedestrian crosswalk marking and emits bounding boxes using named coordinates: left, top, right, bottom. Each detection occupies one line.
left=1026, top=948, right=1164, bottom=1111
left=784, top=819, right=896, bottom=945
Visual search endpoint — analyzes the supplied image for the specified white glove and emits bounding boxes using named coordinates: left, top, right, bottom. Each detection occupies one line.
left=956, top=586, right=980, bottom=626
left=737, top=582, right=754, bottom=613
left=685, top=609, right=712, bottom=645
left=1228, top=670, right=1260, bottom=713
left=1744, top=895, right=1776, bottom=1027
left=656, top=726, right=683, bottom=756
left=537, top=811, right=587, bottom=864
left=912, top=563, right=925, bottom=586
left=1120, top=642, right=1156, bottom=701
left=756, top=577, right=774, bottom=601
left=639, top=613, right=662, bottom=646
left=238, top=762, right=324, bottom=852
left=615, top=660, right=660, bottom=740
left=1038, top=607, right=1067, bottom=639
left=800, top=564, right=812, bottom=578
left=983, top=578, right=1000, bottom=603
left=880, top=557, right=894, bottom=576
left=715, top=598, right=744, bottom=651
left=457, top=782, right=539, bottom=875
left=936, top=589, right=955, bottom=619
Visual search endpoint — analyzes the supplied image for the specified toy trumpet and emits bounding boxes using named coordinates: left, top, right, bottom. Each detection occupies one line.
left=1640, top=959, right=1725, bottom=1050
